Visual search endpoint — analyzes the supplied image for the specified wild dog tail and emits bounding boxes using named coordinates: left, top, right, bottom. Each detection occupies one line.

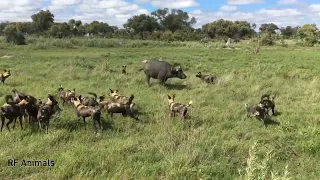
left=88, top=92, right=97, bottom=99
left=270, top=94, right=276, bottom=101
left=187, top=101, right=193, bottom=107
left=141, top=60, right=148, bottom=64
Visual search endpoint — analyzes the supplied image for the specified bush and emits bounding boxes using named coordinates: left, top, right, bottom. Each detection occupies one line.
left=259, top=32, right=273, bottom=46
left=3, top=24, right=26, bottom=45
left=160, top=30, right=174, bottom=42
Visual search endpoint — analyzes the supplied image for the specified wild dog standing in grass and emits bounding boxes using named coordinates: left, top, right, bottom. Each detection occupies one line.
left=109, top=89, right=132, bottom=104
left=244, top=103, right=268, bottom=126
left=11, top=89, right=38, bottom=124
left=1, top=95, right=28, bottom=132
left=259, top=94, right=276, bottom=115
left=99, top=94, right=137, bottom=119
left=79, top=92, right=99, bottom=107
left=122, top=65, right=127, bottom=74
left=0, top=69, right=11, bottom=85
left=195, top=72, right=218, bottom=84
left=71, top=96, right=102, bottom=132
left=167, top=94, right=193, bottom=120
left=57, top=84, right=76, bottom=105
left=37, top=95, right=59, bottom=134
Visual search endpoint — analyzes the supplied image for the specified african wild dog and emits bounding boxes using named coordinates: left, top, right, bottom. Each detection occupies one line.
left=167, top=94, right=192, bottom=120
left=0, top=69, right=11, bottom=85
left=71, top=96, right=102, bottom=132
left=195, top=72, right=218, bottom=84
left=57, top=84, right=75, bottom=105
left=37, top=95, right=59, bottom=134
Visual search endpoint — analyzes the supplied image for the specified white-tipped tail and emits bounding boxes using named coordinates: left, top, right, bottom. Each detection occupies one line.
left=188, top=101, right=193, bottom=106
left=245, top=103, right=248, bottom=107
left=141, top=60, right=148, bottom=63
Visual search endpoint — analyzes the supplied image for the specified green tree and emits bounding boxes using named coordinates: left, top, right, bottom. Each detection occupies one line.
left=31, top=10, right=55, bottom=33
left=75, top=20, right=82, bottom=27
left=259, top=23, right=279, bottom=34
left=280, top=26, right=295, bottom=39
left=151, top=8, right=196, bottom=32
left=202, top=19, right=254, bottom=39
left=84, top=21, right=114, bottom=36
left=124, top=14, right=159, bottom=39
left=48, top=23, right=71, bottom=39
left=3, top=24, right=26, bottom=45
left=297, top=24, right=318, bottom=46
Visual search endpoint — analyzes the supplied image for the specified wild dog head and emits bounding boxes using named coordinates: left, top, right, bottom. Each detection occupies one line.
left=195, top=72, right=202, bottom=78
left=122, top=65, right=127, bottom=74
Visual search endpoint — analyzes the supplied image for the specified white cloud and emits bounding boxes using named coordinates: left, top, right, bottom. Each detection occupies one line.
left=149, top=0, right=199, bottom=8
left=309, top=4, right=320, bottom=11
left=257, top=8, right=302, bottom=17
left=0, top=0, right=43, bottom=22
left=227, top=0, right=263, bottom=5
left=133, top=0, right=199, bottom=8
left=220, top=5, right=237, bottom=11
left=278, top=0, right=298, bottom=5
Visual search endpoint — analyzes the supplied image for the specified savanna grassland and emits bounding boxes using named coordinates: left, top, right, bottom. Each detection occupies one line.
left=0, top=38, right=320, bottom=179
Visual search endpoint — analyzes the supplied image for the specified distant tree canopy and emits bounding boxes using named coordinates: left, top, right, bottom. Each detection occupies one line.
left=31, top=10, right=54, bottom=33
left=0, top=8, right=318, bottom=45
left=202, top=19, right=255, bottom=39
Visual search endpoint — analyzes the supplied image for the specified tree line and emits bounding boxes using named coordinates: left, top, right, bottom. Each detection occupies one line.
left=0, top=9, right=319, bottom=46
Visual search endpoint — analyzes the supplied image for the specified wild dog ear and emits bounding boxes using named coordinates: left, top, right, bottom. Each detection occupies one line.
left=172, top=94, right=176, bottom=99
left=167, top=95, right=171, bottom=99
left=115, top=89, right=118, bottom=93
left=4, top=69, right=7, bottom=72
left=109, top=88, right=113, bottom=93
left=78, top=95, right=82, bottom=100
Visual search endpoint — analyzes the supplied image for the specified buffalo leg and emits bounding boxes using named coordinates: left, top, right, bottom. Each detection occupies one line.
left=145, top=74, right=151, bottom=86
left=1, top=116, right=5, bottom=132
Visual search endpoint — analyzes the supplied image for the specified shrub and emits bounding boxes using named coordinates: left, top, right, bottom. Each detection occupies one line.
left=260, top=32, right=273, bottom=46
left=160, top=30, right=174, bottom=42
left=3, top=24, right=26, bottom=45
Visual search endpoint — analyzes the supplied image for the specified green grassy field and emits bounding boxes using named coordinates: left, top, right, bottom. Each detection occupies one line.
left=0, top=39, right=320, bottom=179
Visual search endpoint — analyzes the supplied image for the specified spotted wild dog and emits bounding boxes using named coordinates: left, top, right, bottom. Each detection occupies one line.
left=0, top=69, right=11, bottom=85
left=37, top=95, right=59, bottom=134
left=71, top=96, right=102, bottom=132
left=78, top=92, right=99, bottom=107
left=99, top=94, right=136, bottom=119
left=57, top=84, right=76, bottom=105
left=1, top=95, right=28, bottom=132
left=259, top=94, right=276, bottom=116
left=122, top=65, right=127, bottom=74
left=167, top=94, right=193, bottom=120
left=11, top=89, right=38, bottom=123
left=195, top=72, right=218, bottom=84
left=244, top=103, right=268, bottom=126
left=109, top=88, right=132, bottom=104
